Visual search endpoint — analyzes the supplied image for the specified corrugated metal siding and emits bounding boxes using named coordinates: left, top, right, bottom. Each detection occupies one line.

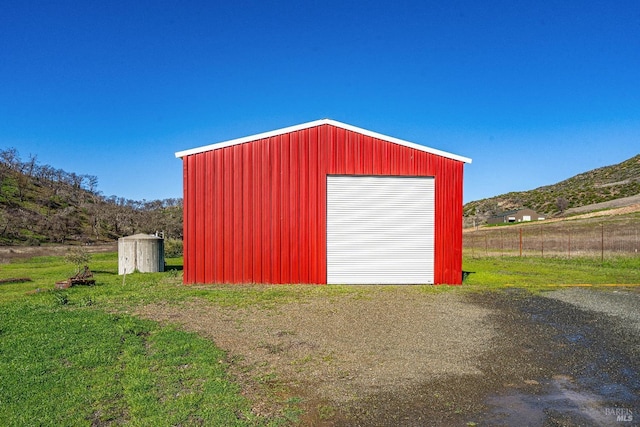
left=326, top=176, right=435, bottom=284
left=182, top=123, right=464, bottom=285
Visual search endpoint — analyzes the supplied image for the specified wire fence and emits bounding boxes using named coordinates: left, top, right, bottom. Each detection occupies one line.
left=463, top=221, right=640, bottom=259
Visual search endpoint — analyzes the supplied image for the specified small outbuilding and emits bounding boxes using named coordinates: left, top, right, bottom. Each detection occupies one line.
left=118, top=233, right=165, bottom=275
left=175, top=119, right=472, bottom=285
left=487, top=209, right=546, bottom=225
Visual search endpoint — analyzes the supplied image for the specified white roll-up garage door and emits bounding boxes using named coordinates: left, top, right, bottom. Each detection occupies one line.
left=326, top=175, right=435, bottom=284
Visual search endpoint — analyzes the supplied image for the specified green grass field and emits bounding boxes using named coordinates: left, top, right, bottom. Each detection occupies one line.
left=0, top=254, right=303, bottom=426
left=1, top=251, right=639, bottom=425
left=462, top=255, right=640, bottom=290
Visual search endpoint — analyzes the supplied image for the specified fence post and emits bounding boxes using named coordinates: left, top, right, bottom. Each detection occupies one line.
left=601, top=223, right=604, bottom=262
left=472, top=234, right=475, bottom=258
left=485, top=234, right=488, bottom=256
left=519, top=228, right=523, bottom=257
left=540, top=225, right=544, bottom=258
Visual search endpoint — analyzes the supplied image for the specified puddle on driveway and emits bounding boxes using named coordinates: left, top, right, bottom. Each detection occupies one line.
left=477, top=290, right=639, bottom=427
left=483, top=375, right=637, bottom=426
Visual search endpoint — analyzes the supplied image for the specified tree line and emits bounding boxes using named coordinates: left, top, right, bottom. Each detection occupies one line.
left=0, top=148, right=183, bottom=245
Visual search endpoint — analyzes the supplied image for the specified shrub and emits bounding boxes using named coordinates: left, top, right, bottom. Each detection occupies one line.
left=52, top=291, right=69, bottom=306
left=64, top=247, right=91, bottom=273
left=164, top=238, right=183, bottom=258
left=25, top=237, right=41, bottom=246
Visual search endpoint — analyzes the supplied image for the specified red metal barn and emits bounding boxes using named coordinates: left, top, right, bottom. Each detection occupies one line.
left=175, top=119, right=471, bottom=285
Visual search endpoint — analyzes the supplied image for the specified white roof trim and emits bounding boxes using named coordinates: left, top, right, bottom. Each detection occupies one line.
left=175, top=119, right=472, bottom=164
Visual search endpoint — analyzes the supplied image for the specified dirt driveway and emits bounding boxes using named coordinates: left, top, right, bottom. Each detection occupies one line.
left=136, top=286, right=640, bottom=426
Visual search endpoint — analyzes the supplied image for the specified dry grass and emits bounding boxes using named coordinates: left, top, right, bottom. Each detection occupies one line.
left=0, top=243, right=116, bottom=264
left=464, top=212, right=640, bottom=257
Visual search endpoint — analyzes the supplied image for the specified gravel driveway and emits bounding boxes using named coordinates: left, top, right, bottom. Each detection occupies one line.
left=546, top=287, right=640, bottom=332
left=136, top=286, right=640, bottom=426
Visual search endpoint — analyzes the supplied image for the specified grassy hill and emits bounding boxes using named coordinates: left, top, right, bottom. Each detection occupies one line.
left=464, top=154, right=640, bottom=223
left=0, top=148, right=182, bottom=245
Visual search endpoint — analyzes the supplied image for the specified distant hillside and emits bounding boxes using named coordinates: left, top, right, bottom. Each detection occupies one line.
left=464, top=154, right=640, bottom=224
left=0, top=148, right=182, bottom=245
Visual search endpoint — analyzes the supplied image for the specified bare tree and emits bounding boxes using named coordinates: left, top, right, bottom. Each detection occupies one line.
left=0, top=148, right=20, bottom=170
left=556, top=197, right=569, bottom=214
left=23, top=154, right=38, bottom=177
left=85, top=175, right=99, bottom=194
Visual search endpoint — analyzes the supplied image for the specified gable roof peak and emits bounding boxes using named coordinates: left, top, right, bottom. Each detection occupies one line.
left=175, top=119, right=472, bottom=164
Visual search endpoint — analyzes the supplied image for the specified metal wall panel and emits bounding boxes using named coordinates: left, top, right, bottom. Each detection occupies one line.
left=182, top=123, right=465, bottom=285
left=326, top=176, right=435, bottom=284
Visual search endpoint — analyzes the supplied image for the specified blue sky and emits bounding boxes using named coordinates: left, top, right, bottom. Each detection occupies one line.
left=1, top=1, right=639, bottom=203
